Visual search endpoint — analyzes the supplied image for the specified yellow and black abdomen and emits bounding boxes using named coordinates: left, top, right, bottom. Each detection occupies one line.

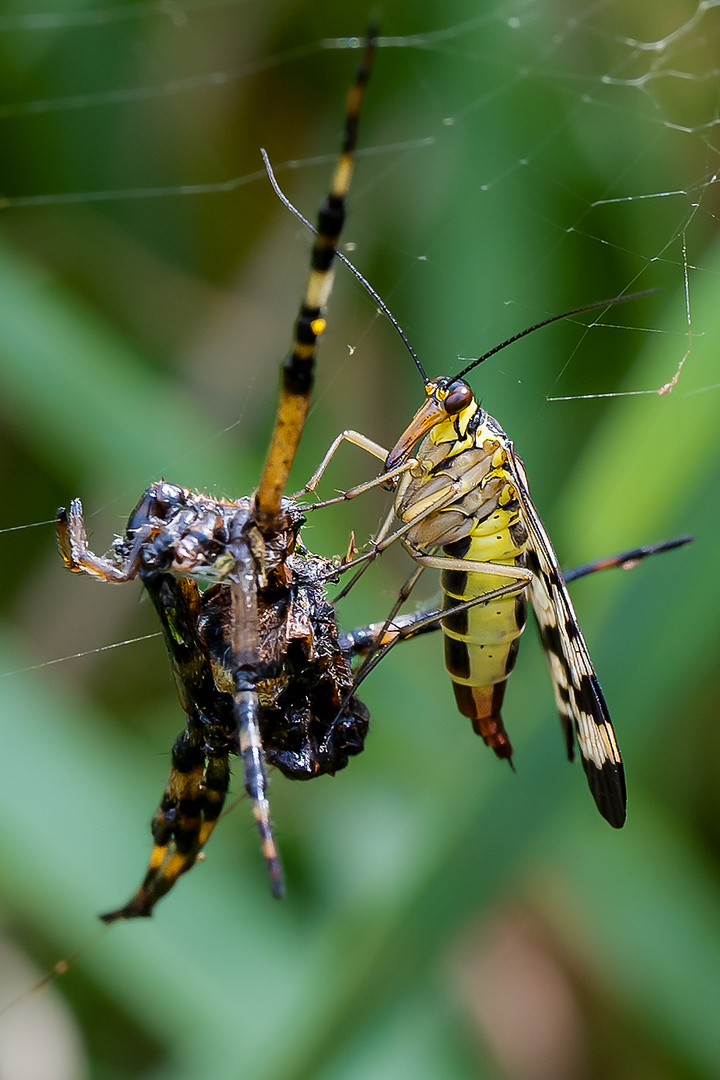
left=440, top=498, right=528, bottom=761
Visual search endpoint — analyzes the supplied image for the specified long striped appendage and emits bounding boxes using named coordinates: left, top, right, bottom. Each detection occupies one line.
left=100, top=727, right=230, bottom=923
left=254, top=30, right=376, bottom=531
left=236, top=687, right=284, bottom=898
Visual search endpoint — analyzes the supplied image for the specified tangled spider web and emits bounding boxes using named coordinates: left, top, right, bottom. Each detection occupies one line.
left=0, top=3, right=719, bottom=1079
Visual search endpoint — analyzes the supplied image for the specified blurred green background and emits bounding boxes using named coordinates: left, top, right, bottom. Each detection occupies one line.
left=1, top=0, right=719, bottom=1077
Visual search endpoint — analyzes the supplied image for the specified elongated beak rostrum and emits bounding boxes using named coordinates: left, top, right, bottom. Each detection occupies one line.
left=385, top=377, right=475, bottom=472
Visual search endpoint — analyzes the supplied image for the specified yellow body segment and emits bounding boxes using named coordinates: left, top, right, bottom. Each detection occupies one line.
left=442, top=536, right=526, bottom=684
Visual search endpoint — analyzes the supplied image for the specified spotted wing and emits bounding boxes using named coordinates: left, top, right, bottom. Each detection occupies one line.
left=506, top=449, right=626, bottom=828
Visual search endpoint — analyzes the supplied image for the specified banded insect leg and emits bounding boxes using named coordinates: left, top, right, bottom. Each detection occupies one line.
left=101, top=727, right=230, bottom=923
left=254, top=32, right=376, bottom=530
left=100, top=573, right=233, bottom=922
left=228, top=512, right=284, bottom=898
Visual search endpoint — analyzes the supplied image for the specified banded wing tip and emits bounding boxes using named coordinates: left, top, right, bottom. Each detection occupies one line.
left=581, top=756, right=627, bottom=828
left=573, top=675, right=626, bottom=828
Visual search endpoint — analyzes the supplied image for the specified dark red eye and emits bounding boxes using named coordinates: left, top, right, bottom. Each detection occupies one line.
left=444, top=380, right=473, bottom=415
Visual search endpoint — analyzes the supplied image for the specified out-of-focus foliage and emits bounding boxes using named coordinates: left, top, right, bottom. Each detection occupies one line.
left=0, top=1, right=719, bottom=1078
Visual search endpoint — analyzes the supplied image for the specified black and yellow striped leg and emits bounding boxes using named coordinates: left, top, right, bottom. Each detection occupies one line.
left=254, top=31, right=376, bottom=530
left=100, top=570, right=233, bottom=922
left=100, top=725, right=231, bottom=922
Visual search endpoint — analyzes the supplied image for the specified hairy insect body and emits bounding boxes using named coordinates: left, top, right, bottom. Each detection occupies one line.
left=198, top=551, right=369, bottom=780
left=396, top=401, right=529, bottom=759
left=58, top=481, right=368, bottom=918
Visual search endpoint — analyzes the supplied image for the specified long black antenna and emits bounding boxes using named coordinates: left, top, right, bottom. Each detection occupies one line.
left=262, top=151, right=657, bottom=389
left=261, top=149, right=428, bottom=382
left=453, top=291, right=658, bottom=381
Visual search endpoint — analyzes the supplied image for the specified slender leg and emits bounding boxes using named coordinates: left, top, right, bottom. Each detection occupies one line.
left=100, top=726, right=231, bottom=922
left=340, top=537, right=694, bottom=677
left=235, top=684, right=284, bottom=898
left=293, top=429, right=390, bottom=497
left=229, top=512, right=284, bottom=897
left=563, top=535, right=692, bottom=583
